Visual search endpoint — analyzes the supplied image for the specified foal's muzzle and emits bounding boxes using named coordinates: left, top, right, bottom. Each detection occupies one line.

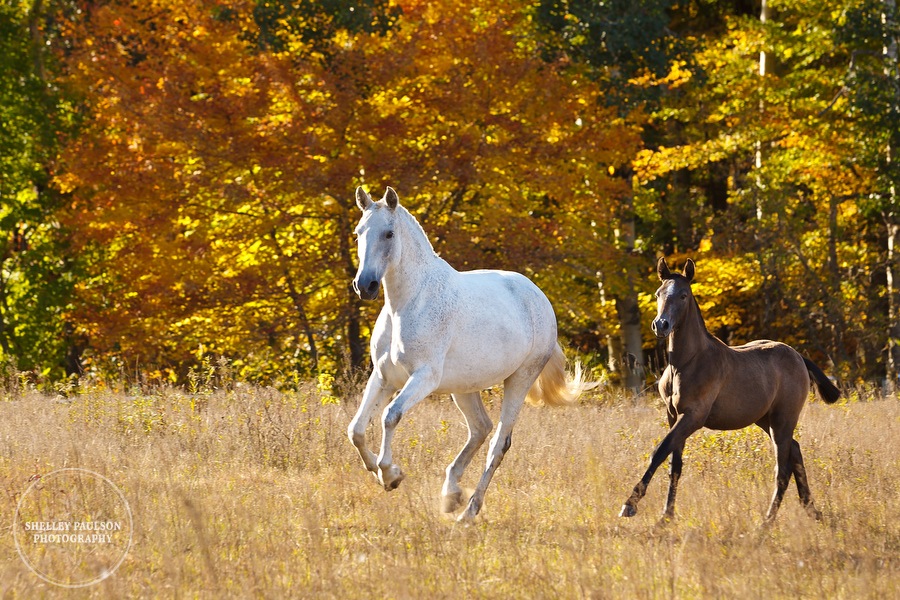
left=651, top=317, right=672, bottom=338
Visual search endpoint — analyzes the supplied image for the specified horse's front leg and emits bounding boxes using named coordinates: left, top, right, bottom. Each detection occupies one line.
left=348, top=370, right=394, bottom=476
left=620, top=411, right=703, bottom=518
left=377, top=368, right=439, bottom=491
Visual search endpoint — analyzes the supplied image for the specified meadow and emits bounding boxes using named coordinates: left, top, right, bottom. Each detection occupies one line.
left=1, top=373, right=898, bottom=599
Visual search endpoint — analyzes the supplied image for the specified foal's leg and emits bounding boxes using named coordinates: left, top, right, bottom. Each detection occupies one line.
left=377, top=368, right=439, bottom=491
left=457, top=371, right=533, bottom=523
left=663, top=442, right=685, bottom=519
left=348, top=371, right=394, bottom=475
left=620, top=411, right=703, bottom=518
left=662, top=411, right=683, bottom=519
left=442, top=392, right=493, bottom=513
left=764, top=427, right=794, bottom=522
left=790, top=439, right=823, bottom=520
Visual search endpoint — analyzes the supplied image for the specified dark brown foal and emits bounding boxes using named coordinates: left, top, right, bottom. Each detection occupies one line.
left=619, top=258, right=840, bottom=522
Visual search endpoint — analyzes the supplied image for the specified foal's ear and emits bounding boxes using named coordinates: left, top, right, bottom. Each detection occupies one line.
left=657, top=257, right=672, bottom=281
left=683, top=259, right=695, bottom=283
left=384, top=186, right=399, bottom=210
left=355, top=186, right=373, bottom=211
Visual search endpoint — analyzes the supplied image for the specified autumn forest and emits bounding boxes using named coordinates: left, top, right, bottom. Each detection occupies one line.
left=2, top=0, right=899, bottom=389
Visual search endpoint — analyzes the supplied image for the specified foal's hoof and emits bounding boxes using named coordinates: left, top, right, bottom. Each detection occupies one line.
left=378, top=464, right=404, bottom=491
left=619, top=504, right=637, bottom=518
left=806, top=504, right=823, bottom=521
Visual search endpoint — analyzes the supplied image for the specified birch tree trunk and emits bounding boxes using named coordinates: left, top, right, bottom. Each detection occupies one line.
left=754, top=0, right=770, bottom=221
left=883, top=0, right=900, bottom=391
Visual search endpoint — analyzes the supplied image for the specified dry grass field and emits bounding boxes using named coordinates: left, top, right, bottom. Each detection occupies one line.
left=1, top=376, right=899, bottom=599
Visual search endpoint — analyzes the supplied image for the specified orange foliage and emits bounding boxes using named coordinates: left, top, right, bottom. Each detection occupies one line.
left=55, top=0, right=639, bottom=381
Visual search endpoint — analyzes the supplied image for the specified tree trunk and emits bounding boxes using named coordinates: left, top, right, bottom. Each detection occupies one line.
left=339, top=207, right=365, bottom=370
left=754, top=0, right=770, bottom=220
left=615, top=292, right=644, bottom=394
left=614, top=189, right=644, bottom=395
left=267, top=227, right=319, bottom=372
left=883, top=0, right=900, bottom=390
left=887, top=222, right=900, bottom=390
left=826, top=194, right=849, bottom=377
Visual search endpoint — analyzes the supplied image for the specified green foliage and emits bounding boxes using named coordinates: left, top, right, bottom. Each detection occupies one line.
left=0, top=1, right=81, bottom=376
left=250, top=0, right=402, bottom=54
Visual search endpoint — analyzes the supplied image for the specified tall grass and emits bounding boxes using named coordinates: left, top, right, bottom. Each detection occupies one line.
left=1, top=376, right=898, bottom=598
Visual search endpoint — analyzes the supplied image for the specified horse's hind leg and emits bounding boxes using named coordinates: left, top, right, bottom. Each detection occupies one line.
left=442, top=392, right=492, bottom=513
left=457, top=371, right=532, bottom=522
left=790, top=439, right=823, bottom=520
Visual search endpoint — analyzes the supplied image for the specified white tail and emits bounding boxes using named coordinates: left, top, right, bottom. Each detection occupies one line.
left=525, top=344, right=593, bottom=407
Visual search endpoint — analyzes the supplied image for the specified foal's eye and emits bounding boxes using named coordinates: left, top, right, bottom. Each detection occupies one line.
left=385, top=231, right=394, bottom=240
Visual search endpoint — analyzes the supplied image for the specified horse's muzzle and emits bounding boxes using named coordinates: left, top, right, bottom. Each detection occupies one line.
left=354, top=277, right=381, bottom=300
left=651, top=318, right=671, bottom=338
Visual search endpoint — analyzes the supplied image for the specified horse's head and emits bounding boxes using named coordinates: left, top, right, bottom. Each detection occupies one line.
left=352, top=186, right=401, bottom=300
left=651, top=257, right=696, bottom=338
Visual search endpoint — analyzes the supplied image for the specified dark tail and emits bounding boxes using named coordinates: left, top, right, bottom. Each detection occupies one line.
left=803, top=357, right=841, bottom=404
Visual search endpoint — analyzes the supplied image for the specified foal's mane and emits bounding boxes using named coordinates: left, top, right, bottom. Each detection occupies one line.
left=668, top=272, right=714, bottom=340
left=684, top=280, right=716, bottom=341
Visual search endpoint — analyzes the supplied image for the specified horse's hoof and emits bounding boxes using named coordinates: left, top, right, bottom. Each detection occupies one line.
left=441, top=491, right=463, bottom=513
left=378, top=464, right=404, bottom=491
left=456, top=497, right=482, bottom=523
left=456, top=507, right=478, bottom=524
left=619, top=504, right=637, bottom=518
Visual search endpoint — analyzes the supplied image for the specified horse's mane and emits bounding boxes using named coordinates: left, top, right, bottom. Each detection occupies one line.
left=397, top=203, right=438, bottom=259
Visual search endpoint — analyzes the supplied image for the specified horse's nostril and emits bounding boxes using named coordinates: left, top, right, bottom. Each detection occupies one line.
left=366, top=281, right=379, bottom=293
left=652, top=318, right=670, bottom=337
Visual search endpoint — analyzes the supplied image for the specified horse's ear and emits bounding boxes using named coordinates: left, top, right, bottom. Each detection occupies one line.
left=384, top=186, right=399, bottom=210
left=356, top=186, right=373, bottom=211
left=657, top=257, right=672, bottom=281
left=683, top=259, right=695, bottom=283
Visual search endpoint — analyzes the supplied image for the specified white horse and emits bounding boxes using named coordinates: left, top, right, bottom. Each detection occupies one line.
left=347, top=186, right=585, bottom=522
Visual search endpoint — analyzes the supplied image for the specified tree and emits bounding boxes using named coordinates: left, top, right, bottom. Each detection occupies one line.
left=0, top=0, right=80, bottom=377
left=836, top=0, right=900, bottom=386
left=534, top=0, right=681, bottom=391
left=55, top=0, right=635, bottom=383
left=634, top=0, right=880, bottom=381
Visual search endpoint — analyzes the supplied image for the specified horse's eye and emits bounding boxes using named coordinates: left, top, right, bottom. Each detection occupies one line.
left=385, top=231, right=394, bottom=240
left=680, top=293, right=687, bottom=300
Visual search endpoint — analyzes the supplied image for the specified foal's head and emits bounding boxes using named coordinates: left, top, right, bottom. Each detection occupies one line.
left=352, top=186, right=401, bottom=300
left=651, top=258, right=696, bottom=338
